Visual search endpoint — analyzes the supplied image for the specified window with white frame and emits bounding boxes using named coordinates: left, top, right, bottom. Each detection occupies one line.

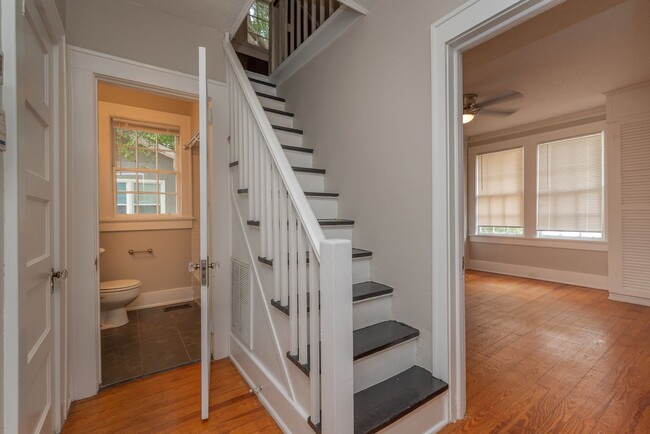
left=247, top=0, right=270, bottom=50
left=475, top=147, right=524, bottom=235
left=537, top=133, right=604, bottom=239
left=113, top=119, right=180, bottom=216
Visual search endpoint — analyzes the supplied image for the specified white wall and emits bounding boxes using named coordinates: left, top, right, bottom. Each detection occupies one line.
left=278, top=0, right=466, bottom=370
left=66, top=0, right=227, bottom=81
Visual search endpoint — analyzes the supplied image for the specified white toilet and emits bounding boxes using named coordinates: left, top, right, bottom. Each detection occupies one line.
left=100, top=279, right=142, bottom=330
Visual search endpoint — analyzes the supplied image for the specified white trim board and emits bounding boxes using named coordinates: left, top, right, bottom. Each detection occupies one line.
left=467, top=260, right=608, bottom=290
left=126, top=287, right=194, bottom=311
left=608, top=292, right=650, bottom=308
left=68, top=46, right=231, bottom=401
left=431, top=0, right=569, bottom=423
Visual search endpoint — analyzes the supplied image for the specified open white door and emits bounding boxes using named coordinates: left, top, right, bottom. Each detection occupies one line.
left=198, top=46, right=212, bottom=420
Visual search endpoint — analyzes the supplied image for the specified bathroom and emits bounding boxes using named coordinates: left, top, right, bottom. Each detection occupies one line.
left=96, top=82, right=203, bottom=386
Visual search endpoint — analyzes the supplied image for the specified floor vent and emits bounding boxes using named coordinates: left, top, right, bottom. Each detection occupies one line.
left=231, top=258, right=251, bottom=347
left=163, top=303, right=193, bottom=312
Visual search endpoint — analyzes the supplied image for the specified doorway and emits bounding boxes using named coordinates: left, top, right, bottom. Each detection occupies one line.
left=95, top=82, right=203, bottom=386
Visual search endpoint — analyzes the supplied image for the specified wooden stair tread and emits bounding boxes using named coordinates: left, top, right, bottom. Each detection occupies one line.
left=255, top=91, right=284, bottom=102
left=264, top=107, right=294, bottom=117
left=237, top=188, right=338, bottom=198
left=247, top=218, right=354, bottom=227
left=354, top=366, right=448, bottom=434
left=287, top=320, right=418, bottom=375
left=249, top=77, right=276, bottom=88
left=271, top=281, right=394, bottom=316
left=282, top=144, right=312, bottom=154
left=258, top=248, right=372, bottom=267
left=273, top=125, right=303, bottom=135
left=230, top=161, right=325, bottom=175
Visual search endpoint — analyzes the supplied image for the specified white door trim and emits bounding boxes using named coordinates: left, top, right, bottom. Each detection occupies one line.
left=67, top=46, right=231, bottom=400
left=430, top=0, right=567, bottom=422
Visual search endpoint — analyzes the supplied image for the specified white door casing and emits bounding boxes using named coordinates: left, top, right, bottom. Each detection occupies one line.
left=198, top=46, right=213, bottom=420
left=17, top=0, right=61, bottom=432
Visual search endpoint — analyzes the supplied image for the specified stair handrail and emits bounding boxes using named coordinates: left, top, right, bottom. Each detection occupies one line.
left=223, top=33, right=326, bottom=259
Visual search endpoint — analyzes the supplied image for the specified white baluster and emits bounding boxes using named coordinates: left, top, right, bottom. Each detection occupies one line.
left=273, top=168, right=281, bottom=301
left=290, top=0, right=295, bottom=54
left=254, top=131, right=261, bottom=221
left=238, top=91, right=244, bottom=188
left=289, top=204, right=298, bottom=356
left=248, top=122, right=254, bottom=220
left=280, top=183, right=289, bottom=306
left=243, top=105, right=249, bottom=190
left=309, top=252, right=321, bottom=425
left=298, top=223, right=308, bottom=364
left=260, top=147, right=268, bottom=259
left=303, top=0, right=308, bottom=42
left=319, top=0, right=324, bottom=26
left=266, top=153, right=274, bottom=260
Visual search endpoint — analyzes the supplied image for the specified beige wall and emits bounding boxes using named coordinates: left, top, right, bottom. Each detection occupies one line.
left=99, top=230, right=192, bottom=293
left=66, top=0, right=226, bottom=82
left=54, top=0, right=65, bottom=27
left=470, top=243, right=608, bottom=276
left=279, top=0, right=466, bottom=370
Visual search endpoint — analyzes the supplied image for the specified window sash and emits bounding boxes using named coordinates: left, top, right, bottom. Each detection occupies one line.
left=476, top=147, right=524, bottom=231
left=537, top=133, right=603, bottom=233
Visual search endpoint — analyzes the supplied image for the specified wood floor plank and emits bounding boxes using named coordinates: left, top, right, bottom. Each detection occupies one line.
left=441, top=271, right=650, bottom=434
left=62, top=359, right=282, bottom=433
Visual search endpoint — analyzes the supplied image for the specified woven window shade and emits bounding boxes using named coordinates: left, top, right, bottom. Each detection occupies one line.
left=476, top=147, right=524, bottom=228
left=537, top=133, right=603, bottom=232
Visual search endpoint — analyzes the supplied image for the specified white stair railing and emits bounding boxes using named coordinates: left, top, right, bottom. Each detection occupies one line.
left=224, top=35, right=354, bottom=432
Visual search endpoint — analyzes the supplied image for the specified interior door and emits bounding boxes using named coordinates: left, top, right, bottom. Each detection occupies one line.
left=198, top=46, right=213, bottom=420
left=18, top=1, right=59, bottom=432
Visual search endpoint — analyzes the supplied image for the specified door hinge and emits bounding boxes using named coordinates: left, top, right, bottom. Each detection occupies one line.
left=462, top=256, right=465, bottom=272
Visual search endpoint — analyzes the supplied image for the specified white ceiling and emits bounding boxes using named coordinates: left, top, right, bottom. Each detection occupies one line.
left=463, top=0, right=650, bottom=137
left=127, top=0, right=249, bottom=33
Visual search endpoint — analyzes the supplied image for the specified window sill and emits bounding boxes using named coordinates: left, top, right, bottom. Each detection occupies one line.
left=100, top=217, right=195, bottom=232
left=468, top=234, right=608, bottom=252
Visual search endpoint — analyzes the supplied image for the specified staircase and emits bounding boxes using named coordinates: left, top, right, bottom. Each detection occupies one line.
left=227, top=48, right=449, bottom=433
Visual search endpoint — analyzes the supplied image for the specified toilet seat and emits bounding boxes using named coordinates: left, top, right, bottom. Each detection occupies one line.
left=100, top=279, right=141, bottom=293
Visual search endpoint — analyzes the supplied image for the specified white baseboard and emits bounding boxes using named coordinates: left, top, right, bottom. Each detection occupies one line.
left=126, top=286, right=194, bottom=311
left=467, top=260, right=608, bottom=290
left=608, top=292, right=650, bottom=307
left=230, top=335, right=311, bottom=434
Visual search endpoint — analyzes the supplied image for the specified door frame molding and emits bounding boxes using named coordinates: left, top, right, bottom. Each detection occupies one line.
left=67, top=46, right=231, bottom=400
left=430, top=0, right=566, bottom=422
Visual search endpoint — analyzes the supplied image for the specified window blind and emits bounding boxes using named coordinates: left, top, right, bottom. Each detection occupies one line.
left=476, top=147, right=524, bottom=229
left=537, top=133, right=603, bottom=232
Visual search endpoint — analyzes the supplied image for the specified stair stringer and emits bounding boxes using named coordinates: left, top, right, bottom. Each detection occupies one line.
left=229, top=188, right=314, bottom=434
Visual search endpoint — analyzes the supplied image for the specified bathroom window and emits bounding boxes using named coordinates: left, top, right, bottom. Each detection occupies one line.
left=113, top=119, right=180, bottom=216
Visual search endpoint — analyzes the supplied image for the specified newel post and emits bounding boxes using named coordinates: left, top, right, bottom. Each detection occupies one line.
left=319, top=239, right=354, bottom=433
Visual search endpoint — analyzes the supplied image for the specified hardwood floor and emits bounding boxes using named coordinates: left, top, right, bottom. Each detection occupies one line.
left=441, top=271, right=650, bottom=434
left=62, top=359, right=282, bottom=433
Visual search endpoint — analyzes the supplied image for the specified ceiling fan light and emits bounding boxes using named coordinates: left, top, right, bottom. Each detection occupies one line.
left=462, top=113, right=475, bottom=124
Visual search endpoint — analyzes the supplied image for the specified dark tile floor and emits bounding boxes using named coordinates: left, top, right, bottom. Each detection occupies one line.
left=101, top=303, right=201, bottom=386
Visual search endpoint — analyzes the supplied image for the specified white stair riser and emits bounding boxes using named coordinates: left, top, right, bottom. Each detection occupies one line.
left=275, top=130, right=303, bottom=147
left=353, top=257, right=370, bottom=284
left=245, top=71, right=273, bottom=83
left=323, top=226, right=353, bottom=241
left=353, top=295, right=392, bottom=331
left=258, top=96, right=286, bottom=112
left=266, top=111, right=294, bottom=128
left=251, top=81, right=277, bottom=96
left=283, top=149, right=313, bottom=167
left=295, top=172, right=324, bottom=192
left=307, top=197, right=338, bottom=219
left=353, top=339, right=417, bottom=393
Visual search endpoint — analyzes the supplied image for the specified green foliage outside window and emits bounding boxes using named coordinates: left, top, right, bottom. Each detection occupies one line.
left=248, top=0, right=270, bottom=50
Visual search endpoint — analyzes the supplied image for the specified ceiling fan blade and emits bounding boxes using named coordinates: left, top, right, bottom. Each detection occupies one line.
left=479, top=108, right=518, bottom=117
left=477, top=91, right=523, bottom=108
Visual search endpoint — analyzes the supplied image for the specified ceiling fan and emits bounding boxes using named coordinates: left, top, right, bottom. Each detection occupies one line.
left=462, top=91, right=523, bottom=124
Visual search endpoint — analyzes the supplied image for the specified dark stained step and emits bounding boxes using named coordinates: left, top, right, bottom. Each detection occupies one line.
left=273, top=125, right=303, bottom=135
left=247, top=218, right=354, bottom=227
left=249, top=77, right=276, bottom=88
left=265, top=107, right=294, bottom=117
left=258, top=247, right=372, bottom=267
left=293, top=166, right=326, bottom=174
left=256, top=91, right=285, bottom=102
left=238, top=188, right=338, bottom=198
left=286, top=320, right=419, bottom=376
left=282, top=144, right=312, bottom=154
left=354, top=366, right=449, bottom=434
left=229, top=161, right=325, bottom=175
left=271, top=281, right=393, bottom=316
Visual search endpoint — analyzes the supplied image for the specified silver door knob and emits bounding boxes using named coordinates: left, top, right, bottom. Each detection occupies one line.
left=188, top=262, right=200, bottom=272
